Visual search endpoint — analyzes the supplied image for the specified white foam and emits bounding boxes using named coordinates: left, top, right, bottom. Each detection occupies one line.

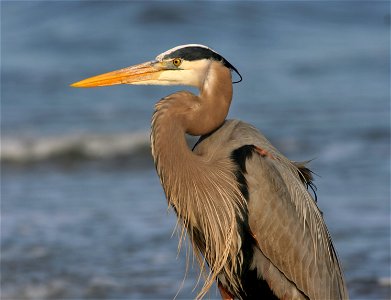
left=1, top=132, right=150, bottom=163
left=378, top=277, right=391, bottom=286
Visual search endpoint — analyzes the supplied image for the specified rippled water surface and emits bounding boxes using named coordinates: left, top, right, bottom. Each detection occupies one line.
left=2, top=1, right=390, bottom=299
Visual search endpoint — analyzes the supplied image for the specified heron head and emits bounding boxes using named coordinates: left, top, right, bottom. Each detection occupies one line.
left=70, top=44, right=241, bottom=90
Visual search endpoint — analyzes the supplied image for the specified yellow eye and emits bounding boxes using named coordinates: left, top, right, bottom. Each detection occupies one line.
left=172, top=58, right=182, bottom=67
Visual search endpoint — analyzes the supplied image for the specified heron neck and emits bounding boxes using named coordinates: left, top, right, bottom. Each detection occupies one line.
left=188, top=62, right=233, bottom=136
left=150, top=61, right=233, bottom=209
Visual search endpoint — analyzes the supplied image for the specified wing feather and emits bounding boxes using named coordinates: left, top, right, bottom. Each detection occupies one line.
left=193, top=119, right=348, bottom=299
left=227, top=120, right=348, bottom=299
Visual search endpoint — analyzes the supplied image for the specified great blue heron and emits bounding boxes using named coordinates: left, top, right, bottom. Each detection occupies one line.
left=71, top=44, right=348, bottom=300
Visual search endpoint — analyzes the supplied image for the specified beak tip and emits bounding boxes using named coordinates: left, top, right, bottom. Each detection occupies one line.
left=69, top=82, right=80, bottom=87
left=70, top=80, right=94, bottom=88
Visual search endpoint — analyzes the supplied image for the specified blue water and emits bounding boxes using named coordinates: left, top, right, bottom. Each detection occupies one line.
left=2, top=1, right=390, bottom=299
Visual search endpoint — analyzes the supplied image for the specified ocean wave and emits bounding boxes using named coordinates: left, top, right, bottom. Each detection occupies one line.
left=1, top=132, right=152, bottom=164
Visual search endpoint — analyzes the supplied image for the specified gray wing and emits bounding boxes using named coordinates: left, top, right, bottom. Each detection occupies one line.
left=207, top=120, right=348, bottom=299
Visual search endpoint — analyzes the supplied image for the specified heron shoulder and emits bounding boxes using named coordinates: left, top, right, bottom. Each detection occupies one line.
left=193, top=119, right=271, bottom=155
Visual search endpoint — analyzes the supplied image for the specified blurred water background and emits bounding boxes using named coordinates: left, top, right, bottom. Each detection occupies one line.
left=1, top=1, right=390, bottom=299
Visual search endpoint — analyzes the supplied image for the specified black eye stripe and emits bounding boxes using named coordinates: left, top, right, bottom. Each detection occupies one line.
left=164, top=47, right=221, bottom=61
left=163, top=46, right=242, bottom=83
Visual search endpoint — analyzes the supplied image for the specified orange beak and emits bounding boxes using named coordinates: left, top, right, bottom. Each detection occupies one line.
left=70, top=61, right=163, bottom=88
